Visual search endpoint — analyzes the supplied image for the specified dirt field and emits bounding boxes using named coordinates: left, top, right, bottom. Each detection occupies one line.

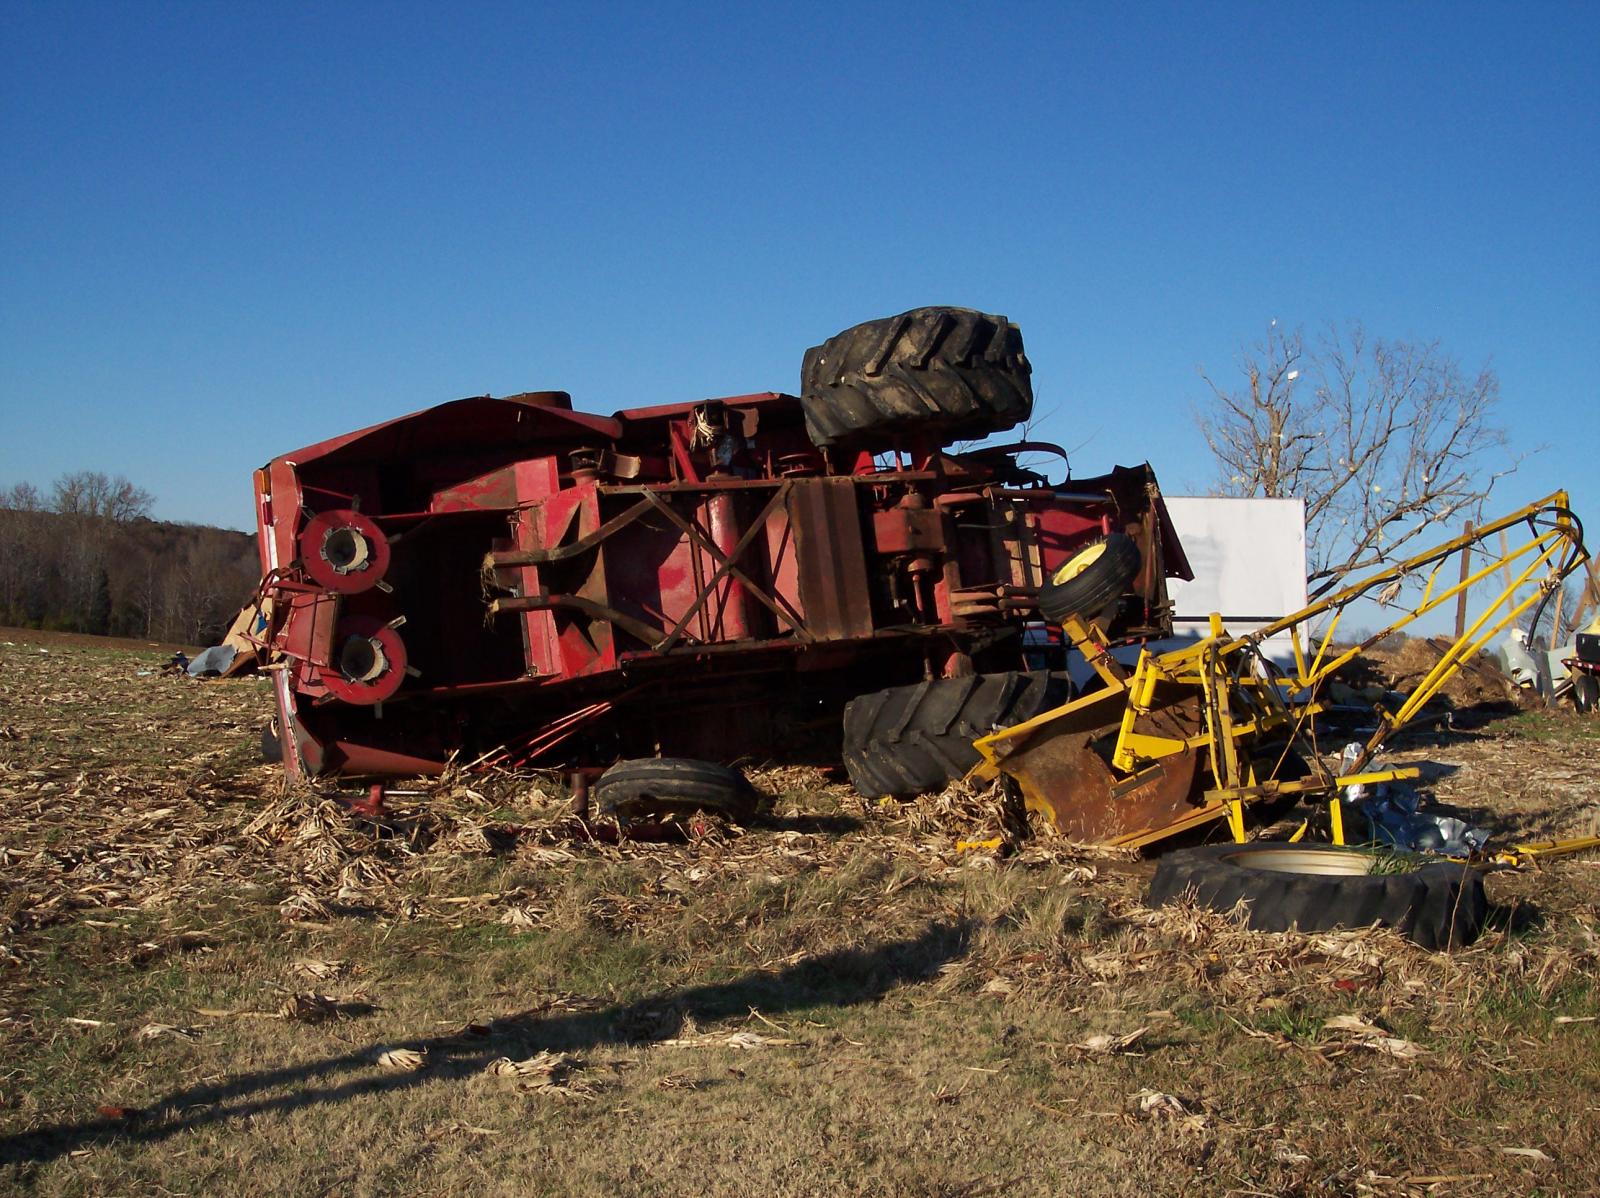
left=3, top=629, right=1599, bottom=1197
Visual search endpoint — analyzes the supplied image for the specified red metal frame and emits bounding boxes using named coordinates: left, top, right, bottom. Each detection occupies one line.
left=254, top=389, right=1192, bottom=779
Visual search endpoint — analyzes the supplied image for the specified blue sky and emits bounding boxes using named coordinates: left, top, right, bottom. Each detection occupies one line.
left=3, top=1, right=1596, bottom=567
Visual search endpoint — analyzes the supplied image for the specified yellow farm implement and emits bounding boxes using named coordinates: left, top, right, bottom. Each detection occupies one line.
left=974, top=492, right=1588, bottom=850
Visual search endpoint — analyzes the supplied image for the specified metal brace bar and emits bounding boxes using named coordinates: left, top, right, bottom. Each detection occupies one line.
left=654, top=482, right=798, bottom=651
left=640, top=488, right=814, bottom=646
left=486, top=496, right=656, bottom=567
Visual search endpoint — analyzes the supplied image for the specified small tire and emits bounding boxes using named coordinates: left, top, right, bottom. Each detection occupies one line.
left=1572, top=673, right=1598, bottom=714
left=799, top=306, right=1033, bottom=449
left=1145, top=842, right=1488, bottom=951
left=594, top=758, right=759, bottom=822
left=843, top=670, right=1068, bottom=799
left=1038, top=534, right=1141, bottom=625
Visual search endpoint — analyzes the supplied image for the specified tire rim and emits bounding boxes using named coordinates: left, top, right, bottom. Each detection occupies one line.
left=1052, top=541, right=1107, bottom=586
left=1221, top=847, right=1388, bottom=876
left=339, top=634, right=388, bottom=683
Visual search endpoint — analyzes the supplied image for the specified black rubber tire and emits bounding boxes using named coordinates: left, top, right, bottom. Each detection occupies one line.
left=1572, top=673, right=1598, bottom=714
left=261, top=720, right=283, bottom=765
left=799, top=307, right=1033, bottom=449
left=1145, top=843, right=1488, bottom=951
left=842, top=671, right=1068, bottom=799
left=1038, top=533, right=1141, bottom=625
left=594, top=758, right=759, bottom=822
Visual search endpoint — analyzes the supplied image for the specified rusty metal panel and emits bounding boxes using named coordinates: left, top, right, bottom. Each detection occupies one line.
left=982, top=689, right=1203, bottom=843
left=870, top=506, right=944, bottom=555
left=789, top=478, right=874, bottom=640
left=764, top=501, right=802, bottom=623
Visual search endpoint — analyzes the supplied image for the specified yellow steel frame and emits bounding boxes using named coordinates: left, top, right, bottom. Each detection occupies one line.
left=1491, top=836, right=1600, bottom=867
left=1263, top=492, right=1584, bottom=772
left=980, top=492, right=1588, bottom=849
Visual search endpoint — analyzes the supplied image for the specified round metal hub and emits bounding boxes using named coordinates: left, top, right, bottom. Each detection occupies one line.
left=322, top=526, right=373, bottom=574
left=338, top=634, right=388, bottom=683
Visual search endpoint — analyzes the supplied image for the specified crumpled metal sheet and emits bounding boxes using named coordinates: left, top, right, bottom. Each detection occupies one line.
left=1338, top=742, right=1489, bottom=856
left=186, top=644, right=238, bottom=678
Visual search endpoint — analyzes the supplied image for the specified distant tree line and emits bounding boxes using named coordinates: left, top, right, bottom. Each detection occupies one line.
left=0, top=472, right=260, bottom=645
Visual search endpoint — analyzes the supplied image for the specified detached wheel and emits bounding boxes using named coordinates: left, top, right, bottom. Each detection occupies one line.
left=1038, top=533, right=1141, bottom=625
left=800, top=306, right=1033, bottom=449
left=1573, top=673, right=1598, bottom=714
left=843, top=671, right=1068, bottom=799
left=1145, top=843, right=1488, bottom=951
left=594, top=758, right=759, bottom=822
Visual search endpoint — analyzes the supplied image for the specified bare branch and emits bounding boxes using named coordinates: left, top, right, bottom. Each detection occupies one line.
left=1195, top=322, right=1517, bottom=590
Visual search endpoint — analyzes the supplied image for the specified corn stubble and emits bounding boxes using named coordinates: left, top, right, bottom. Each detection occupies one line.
left=1, top=632, right=1598, bottom=1196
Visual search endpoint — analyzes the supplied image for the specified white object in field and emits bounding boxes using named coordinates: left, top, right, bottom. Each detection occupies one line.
left=1539, top=643, right=1574, bottom=699
left=1065, top=496, right=1308, bottom=688
left=1496, top=628, right=1538, bottom=688
left=1160, top=496, right=1308, bottom=666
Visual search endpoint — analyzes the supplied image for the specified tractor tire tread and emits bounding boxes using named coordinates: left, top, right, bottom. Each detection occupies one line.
left=1038, top=533, right=1143, bottom=625
left=1145, top=843, right=1488, bottom=951
left=800, top=307, right=1033, bottom=449
left=842, top=670, right=1068, bottom=798
left=594, top=758, right=759, bottom=821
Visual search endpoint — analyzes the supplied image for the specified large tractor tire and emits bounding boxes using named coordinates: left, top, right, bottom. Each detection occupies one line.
left=594, top=758, right=760, bottom=822
left=843, top=671, right=1068, bottom=799
left=1145, top=843, right=1489, bottom=951
left=1038, top=533, right=1141, bottom=625
left=800, top=306, right=1033, bottom=449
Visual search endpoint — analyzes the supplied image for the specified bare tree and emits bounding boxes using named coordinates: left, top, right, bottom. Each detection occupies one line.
left=1198, top=322, right=1516, bottom=596
left=50, top=471, right=154, bottom=523
left=157, top=533, right=254, bottom=643
left=3, top=482, right=44, bottom=511
left=0, top=483, right=47, bottom=621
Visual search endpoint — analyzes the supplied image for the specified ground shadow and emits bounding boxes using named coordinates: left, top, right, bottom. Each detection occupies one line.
left=0, top=919, right=971, bottom=1169
left=756, top=810, right=863, bottom=836
left=1484, top=897, right=1545, bottom=937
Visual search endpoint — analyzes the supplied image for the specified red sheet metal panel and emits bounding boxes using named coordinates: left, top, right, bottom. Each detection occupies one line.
left=789, top=478, right=874, bottom=641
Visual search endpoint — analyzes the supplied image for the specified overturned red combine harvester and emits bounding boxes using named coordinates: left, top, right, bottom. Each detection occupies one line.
left=250, top=307, right=1192, bottom=789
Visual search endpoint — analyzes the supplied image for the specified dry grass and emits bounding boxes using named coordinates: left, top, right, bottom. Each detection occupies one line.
left=3, top=629, right=1600, bottom=1196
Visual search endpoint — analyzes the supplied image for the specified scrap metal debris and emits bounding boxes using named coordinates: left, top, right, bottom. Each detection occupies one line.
left=277, top=993, right=340, bottom=1023
left=1338, top=742, right=1490, bottom=855
left=1130, top=1089, right=1209, bottom=1132
left=658, top=1030, right=804, bottom=1050
left=136, top=1023, right=200, bottom=1041
left=290, top=957, right=348, bottom=981
left=1065, top=1027, right=1150, bottom=1057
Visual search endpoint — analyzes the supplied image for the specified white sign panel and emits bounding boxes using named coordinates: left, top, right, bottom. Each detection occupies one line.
left=1061, top=496, right=1308, bottom=686
left=1163, top=496, right=1308, bottom=662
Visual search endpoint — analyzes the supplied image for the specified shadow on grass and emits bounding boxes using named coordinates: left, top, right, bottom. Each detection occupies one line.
left=1315, top=697, right=1522, bottom=746
left=1484, top=897, right=1544, bottom=937
left=0, top=919, right=971, bottom=1168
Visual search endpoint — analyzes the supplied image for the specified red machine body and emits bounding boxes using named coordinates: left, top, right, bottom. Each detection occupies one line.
left=253, top=388, right=1192, bottom=778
